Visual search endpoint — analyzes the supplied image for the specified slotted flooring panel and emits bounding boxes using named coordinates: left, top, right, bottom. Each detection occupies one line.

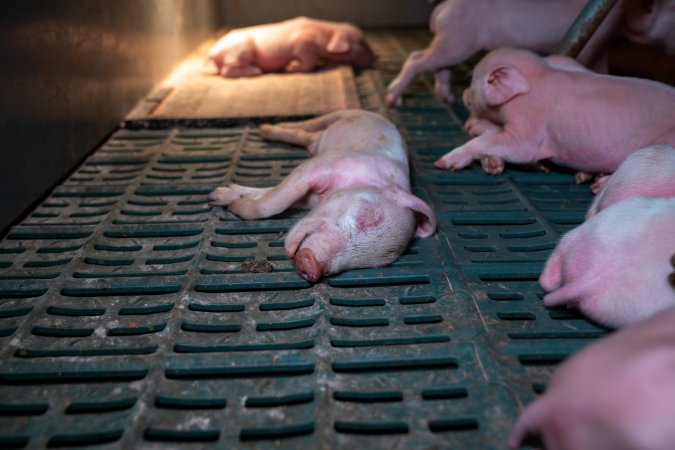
left=0, top=30, right=607, bottom=449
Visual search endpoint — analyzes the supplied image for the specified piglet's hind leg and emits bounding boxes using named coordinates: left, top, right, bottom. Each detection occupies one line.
left=263, top=111, right=353, bottom=133
left=259, top=124, right=322, bottom=150
left=219, top=64, right=263, bottom=78
left=434, top=68, right=455, bottom=105
left=259, top=111, right=351, bottom=154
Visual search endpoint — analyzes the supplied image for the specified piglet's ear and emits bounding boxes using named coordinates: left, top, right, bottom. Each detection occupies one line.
left=483, top=65, right=529, bottom=106
left=326, top=31, right=351, bottom=53
left=385, top=187, right=437, bottom=238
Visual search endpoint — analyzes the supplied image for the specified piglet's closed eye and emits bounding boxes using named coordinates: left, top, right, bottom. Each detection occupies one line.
left=383, top=186, right=437, bottom=237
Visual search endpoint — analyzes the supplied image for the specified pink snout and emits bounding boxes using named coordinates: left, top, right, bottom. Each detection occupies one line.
left=206, top=191, right=219, bottom=204
left=293, top=248, right=326, bottom=282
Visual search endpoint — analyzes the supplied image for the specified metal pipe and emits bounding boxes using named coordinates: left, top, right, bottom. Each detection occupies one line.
left=556, top=0, right=619, bottom=58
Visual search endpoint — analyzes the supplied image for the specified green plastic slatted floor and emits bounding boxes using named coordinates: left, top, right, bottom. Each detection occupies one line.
left=0, top=30, right=607, bottom=449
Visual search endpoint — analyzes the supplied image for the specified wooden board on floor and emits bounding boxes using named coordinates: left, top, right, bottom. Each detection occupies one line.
left=126, top=38, right=361, bottom=121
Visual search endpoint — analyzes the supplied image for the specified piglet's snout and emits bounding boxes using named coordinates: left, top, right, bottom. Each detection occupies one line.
left=293, top=248, right=325, bottom=282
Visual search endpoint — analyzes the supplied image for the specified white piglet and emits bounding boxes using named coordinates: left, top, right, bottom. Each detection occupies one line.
left=208, top=110, right=436, bottom=282
left=587, top=144, right=675, bottom=218
left=540, top=196, right=675, bottom=328
left=437, top=48, right=675, bottom=179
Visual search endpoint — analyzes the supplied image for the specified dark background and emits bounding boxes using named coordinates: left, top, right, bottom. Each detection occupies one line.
left=0, top=0, right=220, bottom=234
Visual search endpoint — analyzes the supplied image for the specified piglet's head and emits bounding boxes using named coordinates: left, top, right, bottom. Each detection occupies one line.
left=284, top=186, right=435, bottom=282
left=324, top=25, right=377, bottom=69
left=463, top=49, right=532, bottom=120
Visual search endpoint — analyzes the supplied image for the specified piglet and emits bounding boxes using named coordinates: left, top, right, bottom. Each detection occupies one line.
left=539, top=196, right=675, bottom=328
left=586, top=144, right=675, bottom=218
left=509, top=304, right=675, bottom=450
left=623, top=0, right=675, bottom=53
left=208, top=17, right=375, bottom=78
left=207, top=110, right=436, bottom=282
left=385, top=0, right=621, bottom=106
left=435, top=48, right=675, bottom=177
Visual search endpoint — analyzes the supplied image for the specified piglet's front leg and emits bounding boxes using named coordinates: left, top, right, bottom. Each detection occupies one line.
left=464, top=115, right=501, bottom=137
left=460, top=118, right=508, bottom=175
left=208, top=162, right=328, bottom=220
left=208, top=184, right=281, bottom=219
left=259, top=123, right=321, bottom=152
left=434, top=134, right=503, bottom=171
left=434, top=142, right=478, bottom=171
left=434, top=133, right=537, bottom=173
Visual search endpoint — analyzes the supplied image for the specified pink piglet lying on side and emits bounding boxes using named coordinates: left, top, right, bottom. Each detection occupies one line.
left=436, top=48, right=675, bottom=178
left=509, top=304, right=675, bottom=450
left=539, top=196, right=675, bottom=328
left=207, top=17, right=376, bottom=78
left=587, top=144, right=675, bottom=218
left=207, top=110, right=436, bottom=282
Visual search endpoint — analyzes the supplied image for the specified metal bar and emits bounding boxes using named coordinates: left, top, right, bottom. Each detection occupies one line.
left=556, top=0, right=619, bottom=58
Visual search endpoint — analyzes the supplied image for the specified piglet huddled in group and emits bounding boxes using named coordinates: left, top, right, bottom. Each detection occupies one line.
left=385, top=0, right=620, bottom=107
left=509, top=304, right=675, bottom=450
left=539, top=144, right=675, bottom=328
left=207, top=17, right=376, bottom=78
left=436, top=48, right=675, bottom=178
left=539, top=195, right=675, bottom=328
left=207, top=110, right=436, bottom=282
left=586, top=144, right=675, bottom=218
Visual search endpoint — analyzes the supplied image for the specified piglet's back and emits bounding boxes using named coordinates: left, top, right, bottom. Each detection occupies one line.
left=548, top=68, right=675, bottom=150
